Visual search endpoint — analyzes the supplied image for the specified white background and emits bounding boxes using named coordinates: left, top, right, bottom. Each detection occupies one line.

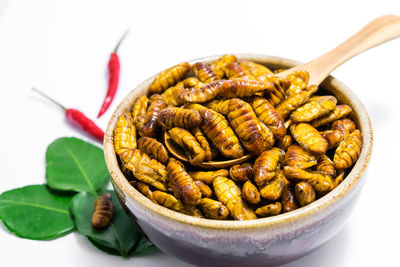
left=0, top=0, right=399, bottom=266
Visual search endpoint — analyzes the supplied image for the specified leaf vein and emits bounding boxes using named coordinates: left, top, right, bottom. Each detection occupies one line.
left=0, top=199, right=69, bottom=214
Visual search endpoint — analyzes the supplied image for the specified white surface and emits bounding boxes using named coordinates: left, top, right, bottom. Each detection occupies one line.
left=1, top=0, right=399, bottom=266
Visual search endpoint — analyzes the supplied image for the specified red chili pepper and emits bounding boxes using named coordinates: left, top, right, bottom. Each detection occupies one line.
left=32, top=87, right=104, bottom=143
left=97, top=30, right=130, bottom=118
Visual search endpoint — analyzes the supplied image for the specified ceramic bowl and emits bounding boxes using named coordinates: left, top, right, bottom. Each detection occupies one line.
left=104, top=54, right=373, bottom=266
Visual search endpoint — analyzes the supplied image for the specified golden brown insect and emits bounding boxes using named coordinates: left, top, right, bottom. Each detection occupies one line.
left=192, top=62, right=220, bottom=83
left=189, top=169, right=229, bottom=185
left=211, top=54, right=237, bottom=78
left=285, top=145, right=318, bottom=169
left=131, top=95, right=149, bottom=123
left=264, top=75, right=291, bottom=107
left=161, top=82, right=185, bottom=107
left=315, top=154, right=336, bottom=177
left=259, top=120, right=276, bottom=151
left=253, top=147, right=285, bottom=186
left=229, top=163, right=253, bottom=183
left=334, top=129, right=363, bottom=170
left=158, top=107, right=202, bottom=129
left=114, top=113, right=136, bottom=155
left=283, top=166, right=334, bottom=192
left=255, top=202, right=282, bottom=217
left=278, top=135, right=293, bottom=151
left=178, top=80, right=224, bottom=103
left=240, top=60, right=273, bottom=79
left=225, top=62, right=256, bottom=80
left=281, top=185, right=298, bottom=213
left=290, top=123, right=328, bottom=154
left=149, top=62, right=191, bottom=94
left=137, top=136, right=169, bottom=164
left=91, top=193, right=113, bottom=229
left=135, top=114, right=146, bottom=137
left=295, top=182, right=316, bottom=207
left=251, top=96, right=286, bottom=139
left=213, top=176, right=257, bottom=220
left=321, top=130, right=345, bottom=150
left=133, top=181, right=157, bottom=203
left=169, top=127, right=206, bottom=165
left=311, top=104, right=352, bottom=128
left=167, top=158, right=202, bottom=205
left=206, top=98, right=231, bottom=115
left=193, top=128, right=212, bottom=161
left=285, top=70, right=309, bottom=96
left=242, top=181, right=261, bottom=205
left=199, top=198, right=229, bottom=220
left=197, top=107, right=245, bottom=158
left=322, top=118, right=357, bottom=149
left=276, top=84, right=318, bottom=119
left=153, top=190, right=184, bottom=212
left=120, top=148, right=168, bottom=191
left=290, top=95, right=337, bottom=123
left=334, top=172, right=345, bottom=187
left=183, top=77, right=201, bottom=88
left=182, top=205, right=204, bottom=218
left=142, top=94, right=167, bottom=137
left=195, top=180, right=213, bottom=198
left=227, top=98, right=267, bottom=155
left=259, top=170, right=286, bottom=200
left=220, top=79, right=275, bottom=98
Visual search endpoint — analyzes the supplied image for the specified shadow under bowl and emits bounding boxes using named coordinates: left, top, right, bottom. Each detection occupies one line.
left=104, top=54, right=373, bottom=267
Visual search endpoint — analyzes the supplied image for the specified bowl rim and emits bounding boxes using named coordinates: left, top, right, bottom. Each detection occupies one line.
left=104, top=53, right=373, bottom=230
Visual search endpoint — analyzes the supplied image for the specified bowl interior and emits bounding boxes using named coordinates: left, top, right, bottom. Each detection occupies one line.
left=104, top=54, right=373, bottom=230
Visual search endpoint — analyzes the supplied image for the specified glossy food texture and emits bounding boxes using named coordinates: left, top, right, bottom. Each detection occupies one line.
left=285, top=145, right=317, bottom=169
left=199, top=198, right=229, bottom=220
left=255, top=202, right=282, bottom=217
left=131, top=95, right=149, bottom=123
left=137, top=136, right=169, bottom=164
left=311, top=104, right=352, bottom=128
left=189, top=169, right=229, bottom=185
left=153, top=190, right=184, bottom=212
left=242, top=181, right=261, bottom=205
left=290, top=95, right=337, bottom=123
left=193, top=128, right=213, bottom=161
left=290, top=123, right=328, bottom=154
left=169, top=127, right=206, bottom=165
left=149, top=62, right=191, bottom=94
left=259, top=170, right=286, bottom=200
left=114, top=113, right=136, bottom=155
left=334, top=129, right=363, bottom=170
left=192, top=62, right=220, bottom=83
left=142, top=94, right=167, bottom=137
left=225, top=62, right=256, bottom=79
left=295, top=182, right=316, bottom=207
left=91, top=193, right=114, bottom=229
left=229, top=163, right=253, bottom=183
left=276, top=84, right=318, bottom=119
left=158, top=107, right=202, bottom=129
left=211, top=54, right=237, bottom=78
left=253, top=148, right=285, bottom=186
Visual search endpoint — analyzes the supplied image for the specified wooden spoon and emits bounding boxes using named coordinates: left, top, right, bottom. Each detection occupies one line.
left=165, top=15, right=400, bottom=169
left=277, top=14, right=400, bottom=85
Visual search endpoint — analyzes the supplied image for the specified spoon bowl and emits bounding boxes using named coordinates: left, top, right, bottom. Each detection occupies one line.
left=164, top=131, right=253, bottom=169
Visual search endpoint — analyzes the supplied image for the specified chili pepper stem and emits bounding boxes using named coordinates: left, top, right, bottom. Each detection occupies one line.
left=31, top=87, right=67, bottom=111
left=113, top=29, right=130, bottom=53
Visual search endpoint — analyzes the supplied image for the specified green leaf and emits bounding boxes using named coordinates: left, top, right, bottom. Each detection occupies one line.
left=46, top=137, right=109, bottom=194
left=87, top=237, right=121, bottom=256
left=0, top=184, right=74, bottom=240
left=71, top=191, right=141, bottom=258
left=129, top=235, right=159, bottom=256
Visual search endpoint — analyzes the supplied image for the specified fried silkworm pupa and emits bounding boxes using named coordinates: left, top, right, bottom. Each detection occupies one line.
left=91, top=193, right=113, bottom=229
left=189, top=169, right=229, bottom=185
left=169, top=127, right=206, bottom=165
left=276, top=84, right=318, bottom=119
left=251, top=96, right=286, bottom=139
left=193, top=128, right=212, bottom=161
left=321, top=129, right=345, bottom=150
left=213, top=176, right=257, bottom=220
left=290, top=123, right=328, bottom=154
left=253, top=147, right=285, bottom=186
left=192, top=62, right=220, bottom=83
left=220, top=79, right=275, bottom=98
left=211, top=54, right=237, bottom=78
left=295, top=182, right=316, bottom=207
left=149, top=62, right=191, bottom=94
left=225, top=62, right=256, bottom=80
left=137, top=136, right=169, bottom=164
left=259, top=170, right=286, bottom=200
left=285, top=145, right=318, bottom=169
left=182, top=205, right=204, bottom=218
left=229, top=163, right=253, bottom=183
left=178, top=80, right=224, bottom=103
left=281, top=185, right=298, bottom=213
left=255, top=202, right=282, bottom=217
left=195, top=180, right=213, bottom=198
left=120, top=148, right=168, bottom=191
left=242, top=181, right=261, bottom=205
left=285, top=70, right=310, bottom=96
left=114, top=113, right=136, bottom=155
left=199, top=198, right=229, bottom=220
left=183, top=77, right=201, bottom=88
left=153, top=190, right=184, bottom=212
left=206, top=98, right=231, bottom=115
left=315, top=154, right=336, bottom=177
left=259, top=120, right=275, bottom=151
left=240, top=60, right=273, bottom=79
left=334, top=171, right=345, bottom=187
left=161, top=82, right=185, bottom=107
left=133, top=181, right=157, bottom=203
left=167, top=158, right=202, bottom=205
left=283, top=166, right=334, bottom=192
left=290, top=95, right=337, bottom=123
left=322, top=118, right=357, bottom=149
left=310, top=104, right=352, bottom=128
left=158, top=107, right=202, bottom=129
left=131, top=95, right=149, bottom=123
left=142, top=94, right=167, bottom=137
left=263, top=75, right=291, bottom=106
left=334, top=129, right=363, bottom=170
left=197, top=107, right=245, bottom=158
left=227, top=98, right=267, bottom=155
left=278, top=135, right=293, bottom=151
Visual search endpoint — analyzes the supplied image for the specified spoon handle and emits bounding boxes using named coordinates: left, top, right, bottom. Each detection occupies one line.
left=286, top=15, right=400, bottom=86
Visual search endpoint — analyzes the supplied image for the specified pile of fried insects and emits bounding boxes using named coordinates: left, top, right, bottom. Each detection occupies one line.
left=113, top=54, right=363, bottom=220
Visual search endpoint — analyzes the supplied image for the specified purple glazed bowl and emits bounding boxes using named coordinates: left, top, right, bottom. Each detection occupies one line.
left=104, top=54, right=373, bottom=266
